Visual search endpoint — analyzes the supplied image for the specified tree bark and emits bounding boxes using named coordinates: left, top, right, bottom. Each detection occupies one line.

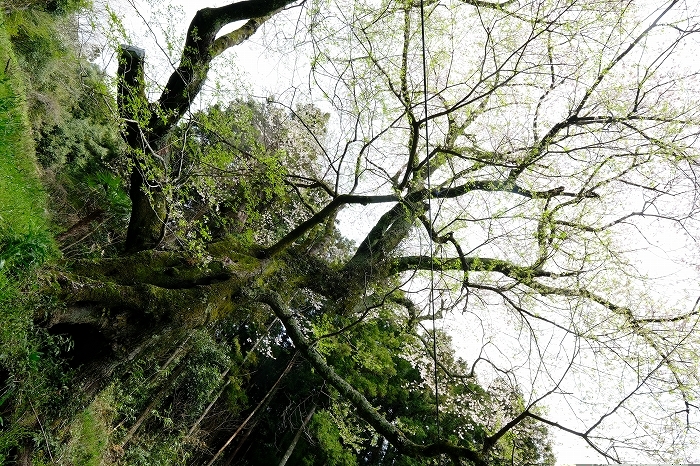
left=117, top=45, right=168, bottom=253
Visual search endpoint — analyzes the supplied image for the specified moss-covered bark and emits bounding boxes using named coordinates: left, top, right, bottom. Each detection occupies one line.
left=41, top=246, right=279, bottom=405
left=117, top=45, right=168, bottom=253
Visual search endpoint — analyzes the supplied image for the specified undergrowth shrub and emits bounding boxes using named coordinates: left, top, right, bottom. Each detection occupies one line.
left=5, top=2, right=130, bottom=258
left=0, top=270, right=70, bottom=464
left=0, top=227, right=53, bottom=274
left=0, top=10, right=69, bottom=462
left=1, top=0, right=89, bottom=16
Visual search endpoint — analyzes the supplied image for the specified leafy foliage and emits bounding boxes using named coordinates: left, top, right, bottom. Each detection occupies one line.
left=1, top=0, right=89, bottom=16
left=161, top=99, right=331, bottom=252
left=4, top=2, right=128, bottom=258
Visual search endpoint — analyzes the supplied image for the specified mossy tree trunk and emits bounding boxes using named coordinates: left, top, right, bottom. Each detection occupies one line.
left=116, top=1, right=294, bottom=253
left=118, top=45, right=168, bottom=252
left=45, top=247, right=272, bottom=401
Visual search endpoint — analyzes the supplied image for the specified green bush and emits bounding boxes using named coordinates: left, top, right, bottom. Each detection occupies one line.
left=0, top=274, right=72, bottom=462
left=4, top=4, right=129, bottom=258
left=36, top=62, right=124, bottom=170
left=310, top=410, right=358, bottom=466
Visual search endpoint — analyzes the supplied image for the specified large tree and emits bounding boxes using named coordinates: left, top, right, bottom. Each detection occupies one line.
left=37, top=0, right=700, bottom=463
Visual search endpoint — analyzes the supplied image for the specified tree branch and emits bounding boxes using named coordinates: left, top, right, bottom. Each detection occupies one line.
left=151, top=0, right=298, bottom=138
left=259, top=194, right=399, bottom=258
left=390, top=255, right=571, bottom=280
left=259, top=292, right=485, bottom=465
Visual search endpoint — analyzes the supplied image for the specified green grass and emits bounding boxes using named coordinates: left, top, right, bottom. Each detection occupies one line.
left=0, top=7, right=52, bottom=361
left=0, top=12, right=58, bottom=463
left=65, top=388, right=115, bottom=466
left=0, top=13, right=48, bottom=237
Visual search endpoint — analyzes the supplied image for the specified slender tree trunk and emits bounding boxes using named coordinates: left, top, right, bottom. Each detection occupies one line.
left=278, top=405, right=316, bottom=466
left=17, top=440, right=33, bottom=466
left=205, top=354, right=297, bottom=466
left=120, top=363, right=187, bottom=448
left=118, top=338, right=190, bottom=447
left=224, top=420, right=257, bottom=466
left=186, top=318, right=279, bottom=439
left=186, top=368, right=230, bottom=437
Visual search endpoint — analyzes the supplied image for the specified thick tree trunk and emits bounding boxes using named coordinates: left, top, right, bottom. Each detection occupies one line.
left=49, top=306, right=188, bottom=403
left=117, top=45, right=168, bottom=253
left=44, top=248, right=271, bottom=403
left=125, top=168, right=168, bottom=253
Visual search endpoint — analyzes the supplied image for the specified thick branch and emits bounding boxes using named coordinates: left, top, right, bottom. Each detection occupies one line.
left=430, top=180, right=573, bottom=200
left=341, top=179, right=571, bottom=278
left=457, top=0, right=516, bottom=8
left=259, top=292, right=484, bottom=465
left=211, top=14, right=277, bottom=58
left=152, top=0, right=297, bottom=137
left=52, top=272, right=210, bottom=321
left=267, top=169, right=578, bottom=261
left=260, top=194, right=399, bottom=258
left=391, top=255, right=566, bottom=280
left=345, top=199, right=426, bottom=274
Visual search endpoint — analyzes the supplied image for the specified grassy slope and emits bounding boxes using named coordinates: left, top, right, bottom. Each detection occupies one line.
left=0, top=15, right=52, bottom=459
left=0, top=12, right=47, bottom=237
left=0, top=11, right=114, bottom=465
